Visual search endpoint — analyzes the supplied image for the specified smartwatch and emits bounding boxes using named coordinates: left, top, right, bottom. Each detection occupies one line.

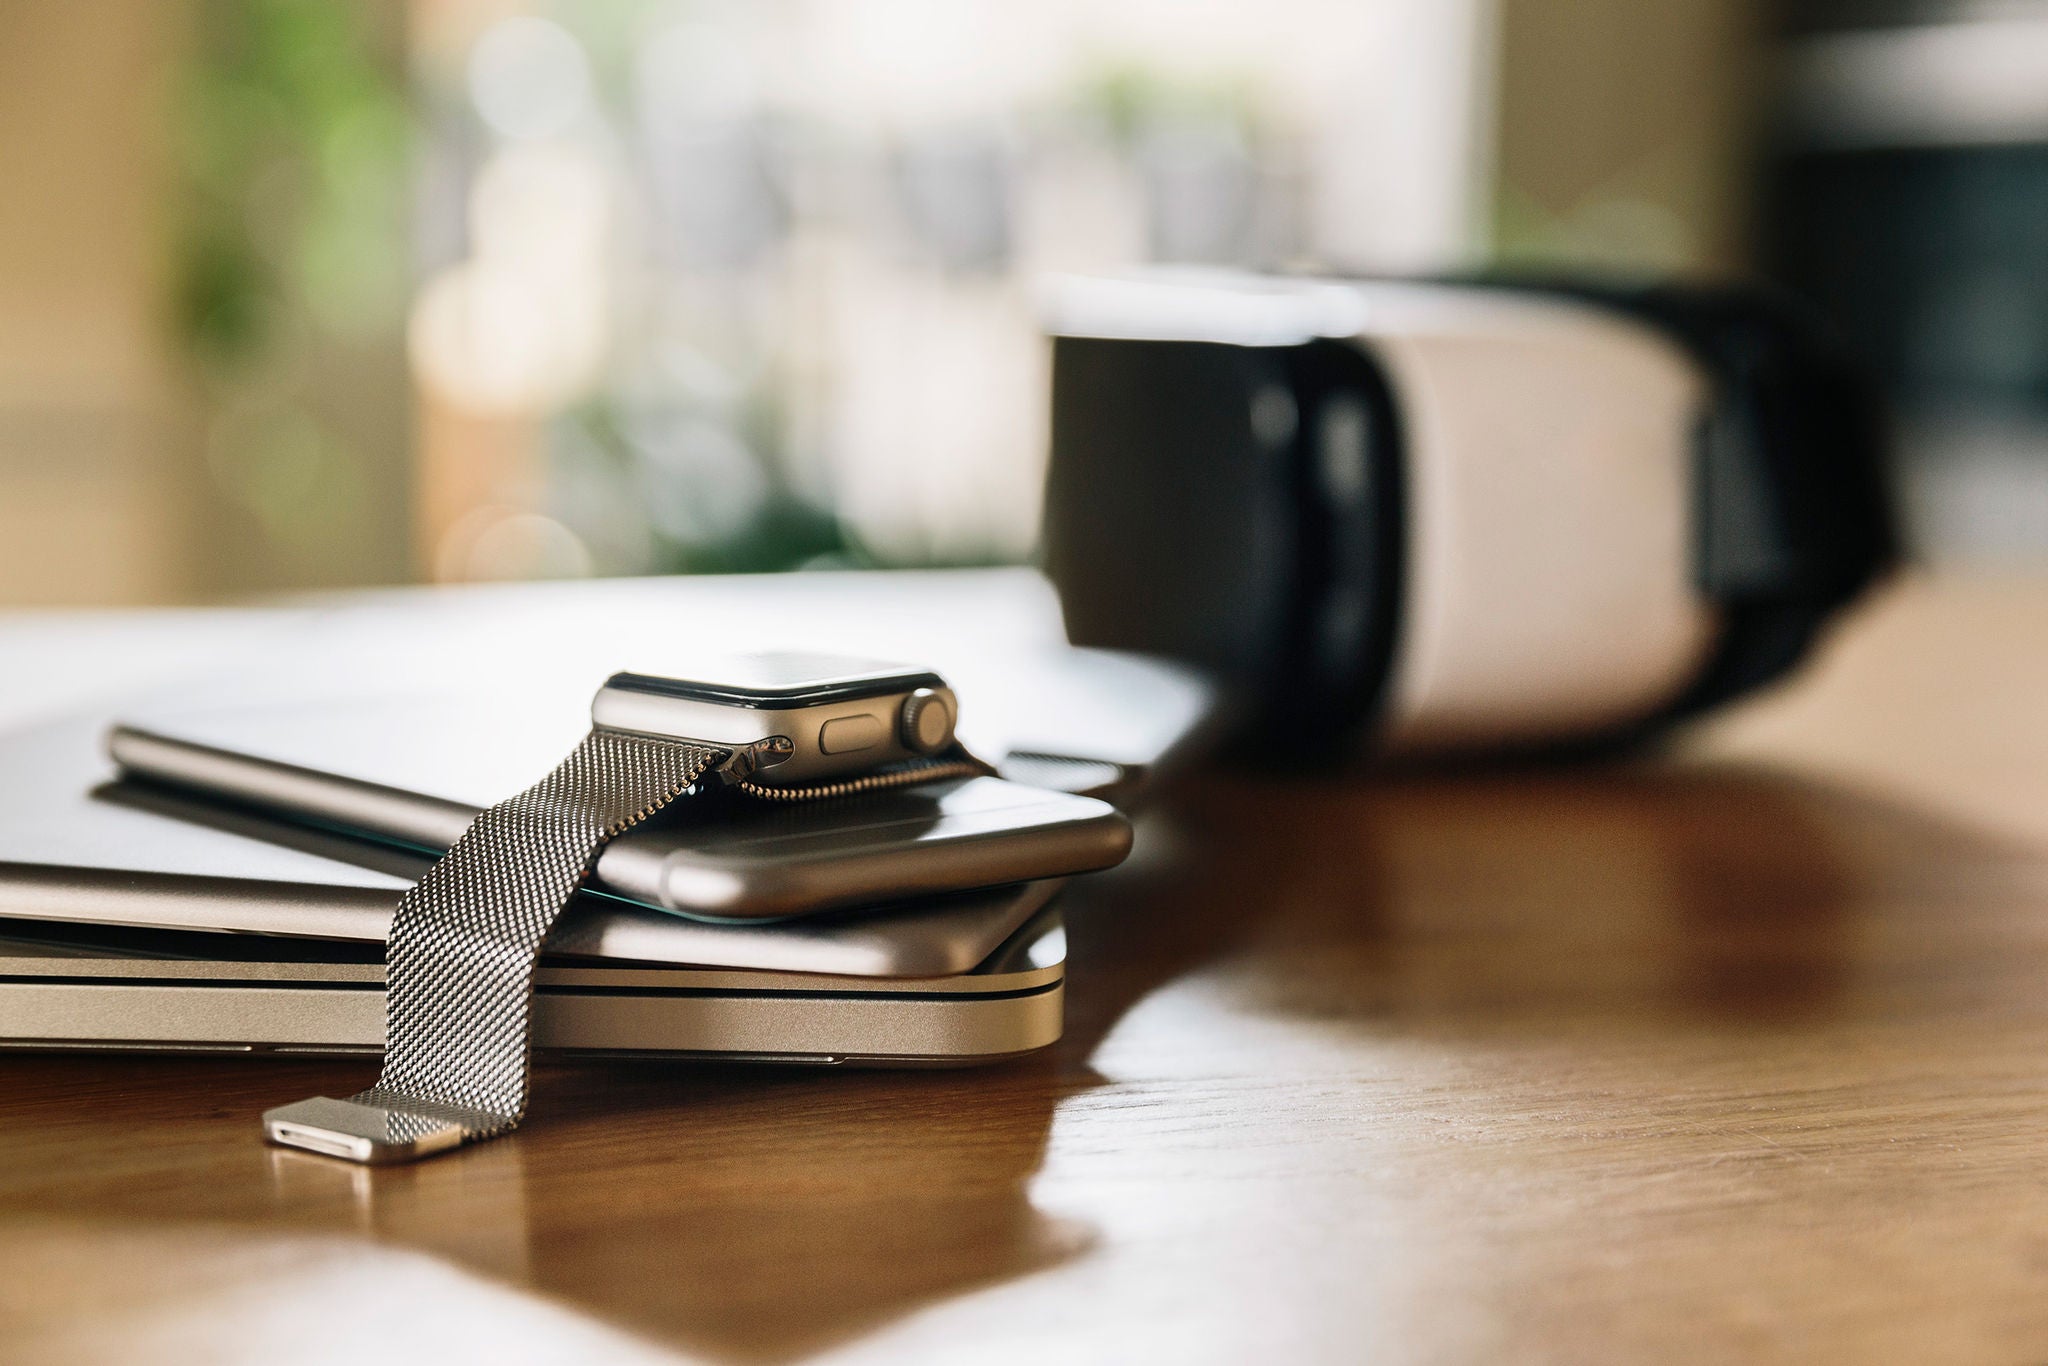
left=262, top=654, right=975, bottom=1164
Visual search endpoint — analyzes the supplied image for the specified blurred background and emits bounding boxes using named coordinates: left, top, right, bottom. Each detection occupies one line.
left=0, top=0, right=2042, bottom=605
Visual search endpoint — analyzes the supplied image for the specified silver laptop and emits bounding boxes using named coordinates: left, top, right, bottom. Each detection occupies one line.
left=0, top=572, right=1214, bottom=1061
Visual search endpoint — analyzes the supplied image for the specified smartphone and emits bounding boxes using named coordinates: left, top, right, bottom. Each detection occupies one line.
left=108, top=695, right=1132, bottom=922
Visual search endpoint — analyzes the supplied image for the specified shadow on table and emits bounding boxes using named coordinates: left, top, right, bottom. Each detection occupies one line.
left=1146, top=758, right=2033, bottom=1034
left=1, top=759, right=2036, bottom=1361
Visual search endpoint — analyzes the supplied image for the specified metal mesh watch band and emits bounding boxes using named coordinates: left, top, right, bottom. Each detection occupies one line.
left=262, top=729, right=727, bottom=1163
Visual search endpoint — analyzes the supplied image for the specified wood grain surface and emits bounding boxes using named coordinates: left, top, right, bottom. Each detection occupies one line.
left=3, top=573, right=2048, bottom=1365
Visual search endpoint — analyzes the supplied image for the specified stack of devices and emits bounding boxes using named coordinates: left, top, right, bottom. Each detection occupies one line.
left=0, top=643, right=1206, bottom=1069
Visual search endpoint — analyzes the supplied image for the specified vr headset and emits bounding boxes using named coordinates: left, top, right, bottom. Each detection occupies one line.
left=1040, top=273, right=1896, bottom=757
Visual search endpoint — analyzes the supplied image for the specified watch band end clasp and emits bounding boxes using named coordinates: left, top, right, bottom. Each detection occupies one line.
left=262, top=1095, right=478, bottom=1165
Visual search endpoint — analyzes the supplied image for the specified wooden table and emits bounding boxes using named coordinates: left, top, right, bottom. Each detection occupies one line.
left=3, top=574, right=2047, bottom=1364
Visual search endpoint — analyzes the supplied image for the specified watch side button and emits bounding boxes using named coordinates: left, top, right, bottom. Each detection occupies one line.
left=819, top=713, right=885, bottom=754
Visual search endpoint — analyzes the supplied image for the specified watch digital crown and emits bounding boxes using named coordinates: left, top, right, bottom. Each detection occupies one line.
left=899, top=688, right=954, bottom=754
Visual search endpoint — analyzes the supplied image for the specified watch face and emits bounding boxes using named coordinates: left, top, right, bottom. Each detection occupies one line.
left=606, top=653, right=946, bottom=709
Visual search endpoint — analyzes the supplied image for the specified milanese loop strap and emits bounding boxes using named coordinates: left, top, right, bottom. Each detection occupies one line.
left=262, top=730, right=726, bottom=1163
